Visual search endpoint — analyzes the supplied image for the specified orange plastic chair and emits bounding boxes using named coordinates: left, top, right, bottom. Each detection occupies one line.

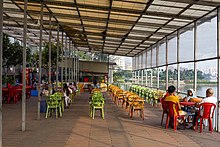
left=130, top=98, right=145, bottom=120
left=165, top=101, right=186, bottom=131
left=195, top=102, right=216, bottom=133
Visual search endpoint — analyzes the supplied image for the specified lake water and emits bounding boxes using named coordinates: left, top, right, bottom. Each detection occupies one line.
left=181, top=85, right=217, bottom=97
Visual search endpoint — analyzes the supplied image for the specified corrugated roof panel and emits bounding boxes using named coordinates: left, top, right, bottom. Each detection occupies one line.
left=122, top=42, right=138, bottom=46
left=112, top=0, right=145, bottom=11
left=133, top=26, right=158, bottom=32
left=148, top=5, right=182, bottom=14
left=109, top=14, right=137, bottom=21
left=87, top=35, right=102, bottom=39
left=105, top=41, right=121, bottom=44
left=108, top=23, right=132, bottom=29
left=83, top=20, right=106, bottom=26
left=124, top=38, right=142, bottom=43
left=139, top=17, right=168, bottom=24
left=50, top=7, right=78, bottom=15
left=80, top=10, right=108, bottom=18
left=153, top=0, right=188, bottom=7
left=167, top=21, right=188, bottom=26
left=181, top=9, right=208, bottom=17
left=190, top=4, right=215, bottom=11
left=150, top=35, right=164, bottom=40
left=77, top=0, right=109, bottom=7
left=57, top=18, right=81, bottom=24
left=128, top=33, right=147, bottom=37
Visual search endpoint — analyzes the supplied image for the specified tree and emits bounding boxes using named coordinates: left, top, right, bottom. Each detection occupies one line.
left=42, top=42, right=61, bottom=68
left=28, top=42, right=61, bottom=70
left=93, top=53, right=108, bottom=61
left=3, top=33, right=31, bottom=68
left=77, top=51, right=92, bottom=60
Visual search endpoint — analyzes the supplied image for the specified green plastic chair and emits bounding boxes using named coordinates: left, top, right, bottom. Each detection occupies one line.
left=45, top=95, right=62, bottom=118
left=90, top=93, right=105, bottom=119
left=54, top=92, right=65, bottom=112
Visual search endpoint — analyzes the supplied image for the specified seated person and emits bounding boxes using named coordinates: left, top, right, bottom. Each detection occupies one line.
left=183, top=89, right=202, bottom=103
left=164, top=85, right=188, bottom=117
left=93, top=81, right=99, bottom=89
left=63, top=83, right=72, bottom=108
left=191, top=88, right=217, bottom=130
left=183, top=89, right=195, bottom=102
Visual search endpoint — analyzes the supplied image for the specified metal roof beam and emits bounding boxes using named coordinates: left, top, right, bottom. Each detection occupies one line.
left=102, top=0, right=112, bottom=52
left=12, top=0, right=200, bottom=20
left=113, top=0, right=154, bottom=55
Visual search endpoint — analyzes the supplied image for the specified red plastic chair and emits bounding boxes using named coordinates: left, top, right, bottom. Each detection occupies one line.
left=195, top=102, right=216, bottom=133
left=160, top=97, right=168, bottom=126
left=7, top=87, right=14, bottom=103
left=165, top=101, right=186, bottom=131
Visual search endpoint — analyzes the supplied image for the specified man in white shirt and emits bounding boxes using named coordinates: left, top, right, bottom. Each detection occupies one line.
left=192, top=88, right=217, bottom=129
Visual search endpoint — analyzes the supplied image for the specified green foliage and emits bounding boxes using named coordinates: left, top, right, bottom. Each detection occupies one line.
left=77, top=51, right=92, bottom=60
left=30, top=42, right=61, bottom=71
left=42, top=42, right=61, bottom=67
left=2, top=75, right=14, bottom=85
left=3, top=33, right=31, bottom=67
left=113, top=70, right=132, bottom=83
left=159, top=69, right=205, bottom=81
left=93, top=53, right=108, bottom=61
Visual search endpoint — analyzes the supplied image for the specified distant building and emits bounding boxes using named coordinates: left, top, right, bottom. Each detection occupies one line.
left=115, top=56, right=126, bottom=70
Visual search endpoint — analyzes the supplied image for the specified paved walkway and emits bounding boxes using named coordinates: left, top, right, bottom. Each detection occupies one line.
left=3, top=92, right=220, bottom=147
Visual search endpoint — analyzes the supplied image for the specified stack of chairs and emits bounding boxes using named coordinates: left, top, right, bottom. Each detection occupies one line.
left=45, top=92, right=64, bottom=118
left=89, top=90, right=105, bottom=119
left=108, top=84, right=145, bottom=120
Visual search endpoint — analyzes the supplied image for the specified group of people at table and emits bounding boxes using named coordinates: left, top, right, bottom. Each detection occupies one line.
left=162, top=85, right=218, bottom=131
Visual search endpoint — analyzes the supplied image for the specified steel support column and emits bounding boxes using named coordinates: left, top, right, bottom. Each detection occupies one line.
left=37, top=2, right=43, bottom=120
left=132, top=57, right=134, bottom=84
left=150, top=48, right=153, bottom=87
left=137, top=70, right=140, bottom=85
left=0, top=0, right=3, bottom=145
left=141, top=69, right=144, bottom=85
left=156, top=44, right=159, bottom=89
left=177, top=31, right=180, bottom=93
left=217, top=8, right=220, bottom=132
left=134, top=71, right=136, bottom=84
left=68, top=39, right=71, bottom=82
left=56, top=24, right=59, bottom=91
left=73, top=46, right=75, bottom=82
left=71, top=43, right=74, bottom=82
left=48, top=14, right=52, bottom=90
left=166, top=38, right=169, bottom=90
left=146, top=50, right=148, bottom=87
left=150, top=69, right=153, bottom=87
left=22, top=0, right=28, bottom=131
left=61, top=31, right=64, bottom=91
left=194, top=22, right=197, bottom=96
left=65, top=36, right=67, bottom=82
left=146, top=70, right=148, bottom=86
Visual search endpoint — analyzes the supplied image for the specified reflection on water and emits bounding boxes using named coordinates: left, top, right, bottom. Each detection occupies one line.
left=119, top=83, right=218, bottom=97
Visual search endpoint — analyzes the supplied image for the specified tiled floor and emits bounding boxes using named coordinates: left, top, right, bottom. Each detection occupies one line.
left=3, top=92, right=220, bottom=147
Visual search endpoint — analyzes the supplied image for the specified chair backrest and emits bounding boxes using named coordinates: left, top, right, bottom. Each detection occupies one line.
left=160, top=97, right=167, bottom=113
left=165, top=101, right=179, bottom=117
left=198, top=102, right=216, bottom=119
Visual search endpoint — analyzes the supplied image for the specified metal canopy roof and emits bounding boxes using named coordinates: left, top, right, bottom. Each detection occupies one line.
left=2, top=0, right=219, bottom=57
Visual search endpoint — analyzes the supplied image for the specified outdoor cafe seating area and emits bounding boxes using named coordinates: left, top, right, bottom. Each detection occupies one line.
left=109, top=85, right=145, bottom=120
left=109, top=84, right=217, bottom=133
